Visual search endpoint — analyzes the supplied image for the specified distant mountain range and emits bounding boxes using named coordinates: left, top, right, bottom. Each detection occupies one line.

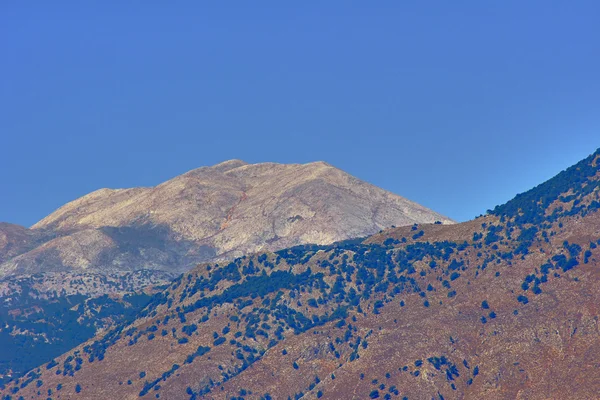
left=0, top=159, right=452, bottom=384
left=3, top=149, right=600, bottom=399
left=0, top=160, right=452, bottom=278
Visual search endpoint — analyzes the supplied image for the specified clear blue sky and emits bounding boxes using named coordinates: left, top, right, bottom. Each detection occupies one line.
left=1, top=2, right=599, bottom=226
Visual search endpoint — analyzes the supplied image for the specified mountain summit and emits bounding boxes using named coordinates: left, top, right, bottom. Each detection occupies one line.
left=0, top=160, right=452, bottom=277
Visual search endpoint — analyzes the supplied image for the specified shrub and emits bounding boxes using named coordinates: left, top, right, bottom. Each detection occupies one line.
left=213, top=337, right=226, bottom=346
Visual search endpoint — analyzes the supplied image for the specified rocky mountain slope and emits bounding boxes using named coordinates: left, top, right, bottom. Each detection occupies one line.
left=0, top=270, right=171, bottom=384
left=4, top=148, right=600, bottom=399
left=0, top=160, right=452, bottom=278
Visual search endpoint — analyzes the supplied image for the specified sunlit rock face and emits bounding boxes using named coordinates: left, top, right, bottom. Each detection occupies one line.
left=1, top=160, right=452, bottom=277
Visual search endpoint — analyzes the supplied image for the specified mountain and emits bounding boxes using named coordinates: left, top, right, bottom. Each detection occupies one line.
left=0, top=160, right=453, bottom=278
left=4, top=148, right=600, bottom=399
left=0, top=160, right=452, bottom=386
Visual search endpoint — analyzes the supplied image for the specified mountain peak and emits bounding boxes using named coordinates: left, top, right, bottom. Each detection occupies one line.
left=2, top=161, right=453, bottom=277
left=210, top=159, right=249, bottom=172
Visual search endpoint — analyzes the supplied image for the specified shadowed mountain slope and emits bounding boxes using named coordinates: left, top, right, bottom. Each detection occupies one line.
left=0, top=223, right=37, bottom=264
